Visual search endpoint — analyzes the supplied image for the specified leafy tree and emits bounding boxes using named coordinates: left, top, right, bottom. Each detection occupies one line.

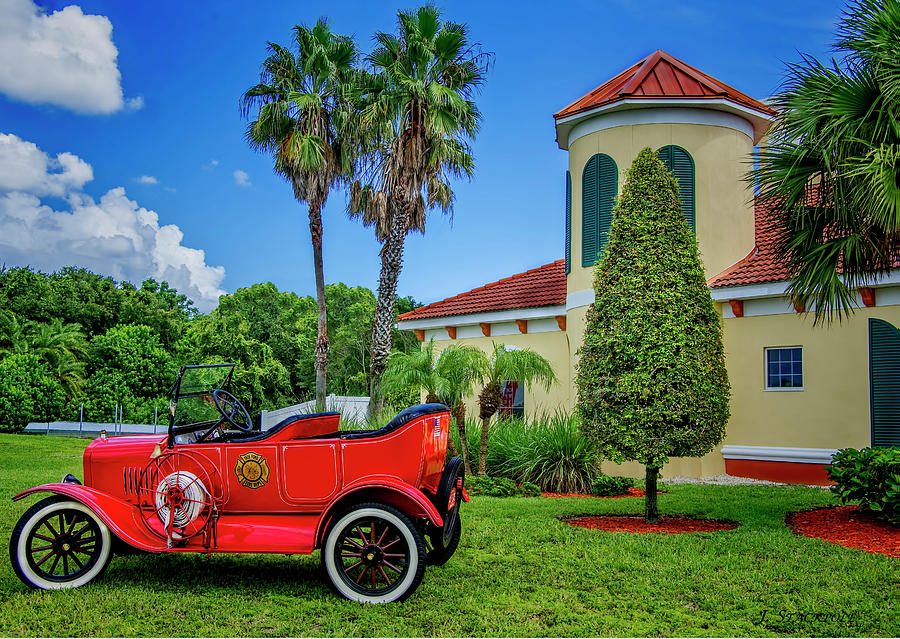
left=81, top=324, right=176, bottom=423
left=576, top=148, right=730, bottom=523
left=350, top=6, right=489, bottom=418
left=476, top=344, right=556, bottom=475
left=0, top=353, right=66, bottom=432
left=752, top=0, right=900, bottom=320
left=242, top=19, right=359, bottom=411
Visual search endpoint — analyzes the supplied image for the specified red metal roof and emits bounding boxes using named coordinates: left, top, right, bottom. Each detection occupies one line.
left=396, top=260, right=566, bottom=321
left=554, top=50, right=775, bottom=121
left=709, top=200, right=789, bottom=288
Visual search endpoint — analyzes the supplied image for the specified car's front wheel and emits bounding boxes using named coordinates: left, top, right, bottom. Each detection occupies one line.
left=9, top=496, right=113, bottom=589
left=321, top=502, right=426, bottom=603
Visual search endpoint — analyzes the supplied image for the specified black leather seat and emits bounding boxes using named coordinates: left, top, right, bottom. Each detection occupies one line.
left=339, top=403, right=449, bottom=440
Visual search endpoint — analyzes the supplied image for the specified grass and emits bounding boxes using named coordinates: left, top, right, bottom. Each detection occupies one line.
left=0, top=433, right=896, bottom=637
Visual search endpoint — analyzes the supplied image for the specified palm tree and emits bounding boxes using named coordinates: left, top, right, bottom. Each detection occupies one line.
left=476, top=345, right=557, bottom=475
left=0, top=313, right=87, bottom=398
left=752, top=0, right=900, bottom=321
left=242, top=19, right=359, bottom=410
left=434, top=344, right=488, bottom=476
left=350, top=6, right=489, bottom=418
left=381, top=338, right=458, bottom=456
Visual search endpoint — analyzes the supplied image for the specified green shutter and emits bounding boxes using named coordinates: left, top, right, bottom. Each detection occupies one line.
left=565, top=171, right=571, bottom=274
left=657, top=145, right=695, bottom=232
left=869, top=318, right=900, bottom=446
left=582, top=154, right=617, bottom=267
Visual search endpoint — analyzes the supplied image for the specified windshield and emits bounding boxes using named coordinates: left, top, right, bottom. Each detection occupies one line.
left=173, top=364, right=235, bottom=400
left=169, top=364, right=236, bottom=430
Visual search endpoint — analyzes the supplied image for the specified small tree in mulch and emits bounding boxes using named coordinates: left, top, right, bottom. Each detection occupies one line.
left=576, top=148, right=731, bottom=523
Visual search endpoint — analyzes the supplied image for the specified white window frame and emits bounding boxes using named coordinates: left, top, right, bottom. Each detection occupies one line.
left=763, top=346, right=804, bottom=391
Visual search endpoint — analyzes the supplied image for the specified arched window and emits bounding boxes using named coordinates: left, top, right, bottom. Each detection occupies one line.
left=564, top=171, right=571, bottom=274
left=582, top=154, right=617, bottom=267
left=657, top=145, right=695, bottom=232
left=870, top=318, right=900, bottom=446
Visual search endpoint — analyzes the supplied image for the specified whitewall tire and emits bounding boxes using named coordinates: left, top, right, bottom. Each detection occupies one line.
left=321, top=502, right=426, bottom=603
left=10, top=496, right=113, bottom=590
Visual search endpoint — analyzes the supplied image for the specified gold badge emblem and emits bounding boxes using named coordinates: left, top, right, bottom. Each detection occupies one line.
left=234, top=451, right=270, bottom=489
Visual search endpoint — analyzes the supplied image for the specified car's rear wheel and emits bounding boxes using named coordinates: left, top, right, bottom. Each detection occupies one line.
left=321, top=502, right=426, bottom=603
left=427, top=456, right=464, bottom=566
left=9, top=496, right=112, bottom=589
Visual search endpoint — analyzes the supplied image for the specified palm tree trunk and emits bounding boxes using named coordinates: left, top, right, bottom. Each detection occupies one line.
left=645, top=466, right=660, bottom=524
left=452, top=400, right=472, bottom=477
left=368, top=203, right=411, bottom=420
left=477, top=383, right=502, bottom=475
left=308, top=201, right=329, bottom=412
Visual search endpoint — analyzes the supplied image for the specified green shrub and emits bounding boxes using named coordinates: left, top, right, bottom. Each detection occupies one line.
left=828, top=447, right=900, bottom=524
left=465, top=475, right=539, bottom=498
left=591, top=475, right=634, bottom=496
left=0, top=353, right=66, bottom=432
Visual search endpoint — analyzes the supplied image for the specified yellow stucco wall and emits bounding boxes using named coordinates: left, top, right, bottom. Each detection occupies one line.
left=722, top=305, right=900, bottom=450
left=431, top=330, right=571, bottom=420
left=567, top=122, right=756, bottom=294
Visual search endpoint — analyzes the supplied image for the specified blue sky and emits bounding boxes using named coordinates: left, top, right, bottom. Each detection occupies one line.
left=0, top=0, right=846, bottom=312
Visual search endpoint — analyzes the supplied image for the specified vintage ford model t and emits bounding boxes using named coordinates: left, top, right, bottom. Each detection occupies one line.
left=10, top=364, right=466, bottom=603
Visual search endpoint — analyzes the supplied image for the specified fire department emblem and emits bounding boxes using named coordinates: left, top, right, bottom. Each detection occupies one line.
left=234, top=451, right=269, bottom=489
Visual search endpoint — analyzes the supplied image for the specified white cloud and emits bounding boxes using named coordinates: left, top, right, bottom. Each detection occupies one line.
left=136, top=175, right=158, bottom=185
left=201, top=159, right=219, bottom=172
left=125, top=96, right=144, bottom=111
left=0, top=133, right=92, bottom=196
left=0, top=0, right=137, bottom=114
left=233, top=169, right=251, bottom=187
left=0, top=134, right=226, bottom=311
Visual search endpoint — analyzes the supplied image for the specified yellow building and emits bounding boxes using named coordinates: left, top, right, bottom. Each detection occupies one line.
left=397, top=50, right=900, bottom=484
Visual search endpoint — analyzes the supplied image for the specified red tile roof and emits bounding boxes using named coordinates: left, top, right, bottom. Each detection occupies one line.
left=554, top=50, right=775, bottom=121
left=709, top=200, right=790, bottom=288
left=396, top=260, right=566, bottom=321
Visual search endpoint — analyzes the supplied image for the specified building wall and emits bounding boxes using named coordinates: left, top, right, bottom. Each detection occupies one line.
left=567, top=121, right=756, bottom=296
left=722, top=302, right=900, bottom=450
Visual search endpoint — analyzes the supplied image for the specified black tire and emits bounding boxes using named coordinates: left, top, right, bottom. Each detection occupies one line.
left=427, top=456, right=464, bottom=565
left=321, top=502, right=426, bottom=603
left=427, top=513, right=461, bottom=566
left=9, top=496, right=113, bottom=590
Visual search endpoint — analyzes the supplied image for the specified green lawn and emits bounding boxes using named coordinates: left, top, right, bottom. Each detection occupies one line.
left=0, top=433, right=895, bottom=637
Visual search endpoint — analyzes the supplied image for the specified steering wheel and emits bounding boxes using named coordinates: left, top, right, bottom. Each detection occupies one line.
left=200, top=390, right=253, bottom=441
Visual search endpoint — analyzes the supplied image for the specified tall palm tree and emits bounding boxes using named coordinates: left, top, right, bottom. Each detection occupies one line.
left=752, top=0, right=900, bottom=321
left=242, top=19, right=359, bottom=410
left=476, top=345, right=556, bottom=475
left=351, top=6, right=489, bottom=418
left=434, top=344, right=488, bottom=476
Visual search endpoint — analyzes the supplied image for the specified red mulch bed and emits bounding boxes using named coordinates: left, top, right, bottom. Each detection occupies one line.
left=565, top=514, right=737, bottom=534
left=542, top=487, right=647, bottom=499
left=786, top=506, right=899, bottom=558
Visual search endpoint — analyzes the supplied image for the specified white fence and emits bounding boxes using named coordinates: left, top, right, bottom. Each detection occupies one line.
left=261, top=395, right=370, bottom=429
left=24, top=421, right=161, bottom=437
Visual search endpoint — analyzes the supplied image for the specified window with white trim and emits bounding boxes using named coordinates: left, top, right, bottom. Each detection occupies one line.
left=765, top=347, right=803, bottom=390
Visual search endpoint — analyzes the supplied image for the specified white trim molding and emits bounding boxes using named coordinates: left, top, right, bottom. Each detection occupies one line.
left=721, top=445, right=838, bottom=465
left=566, top=288, right=595, bottom=311
left=556, top=98, right=775, bottom=149
left=712, top=270, right=900, bottom=302
left=396, top=305, right=566, bottom=331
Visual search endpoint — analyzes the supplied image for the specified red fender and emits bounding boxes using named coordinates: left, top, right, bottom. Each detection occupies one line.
left=13, top=484, right=166, bottom=552
left=314, top=475, right=443, bottom=546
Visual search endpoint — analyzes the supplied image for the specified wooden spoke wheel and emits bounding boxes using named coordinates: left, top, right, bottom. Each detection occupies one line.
left=322, top=502, right=426, bottom=603
left=10, top=496, right=112, bottom=589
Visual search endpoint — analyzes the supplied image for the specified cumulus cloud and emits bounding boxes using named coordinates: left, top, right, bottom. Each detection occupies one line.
left=136, top=175, right=158, bottom=185
left=0, top=0, right=137, bottom=114
left=233, top=169, right=251, bottom=187
left=0, top=134, right=226, bottom=311
left=0, top=133, right=92, bottom=196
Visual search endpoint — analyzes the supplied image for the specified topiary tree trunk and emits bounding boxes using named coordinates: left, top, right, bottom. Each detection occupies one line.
left=645, top=466, right=660, bottom=524
left=576, top=148, right=730, bottom=523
